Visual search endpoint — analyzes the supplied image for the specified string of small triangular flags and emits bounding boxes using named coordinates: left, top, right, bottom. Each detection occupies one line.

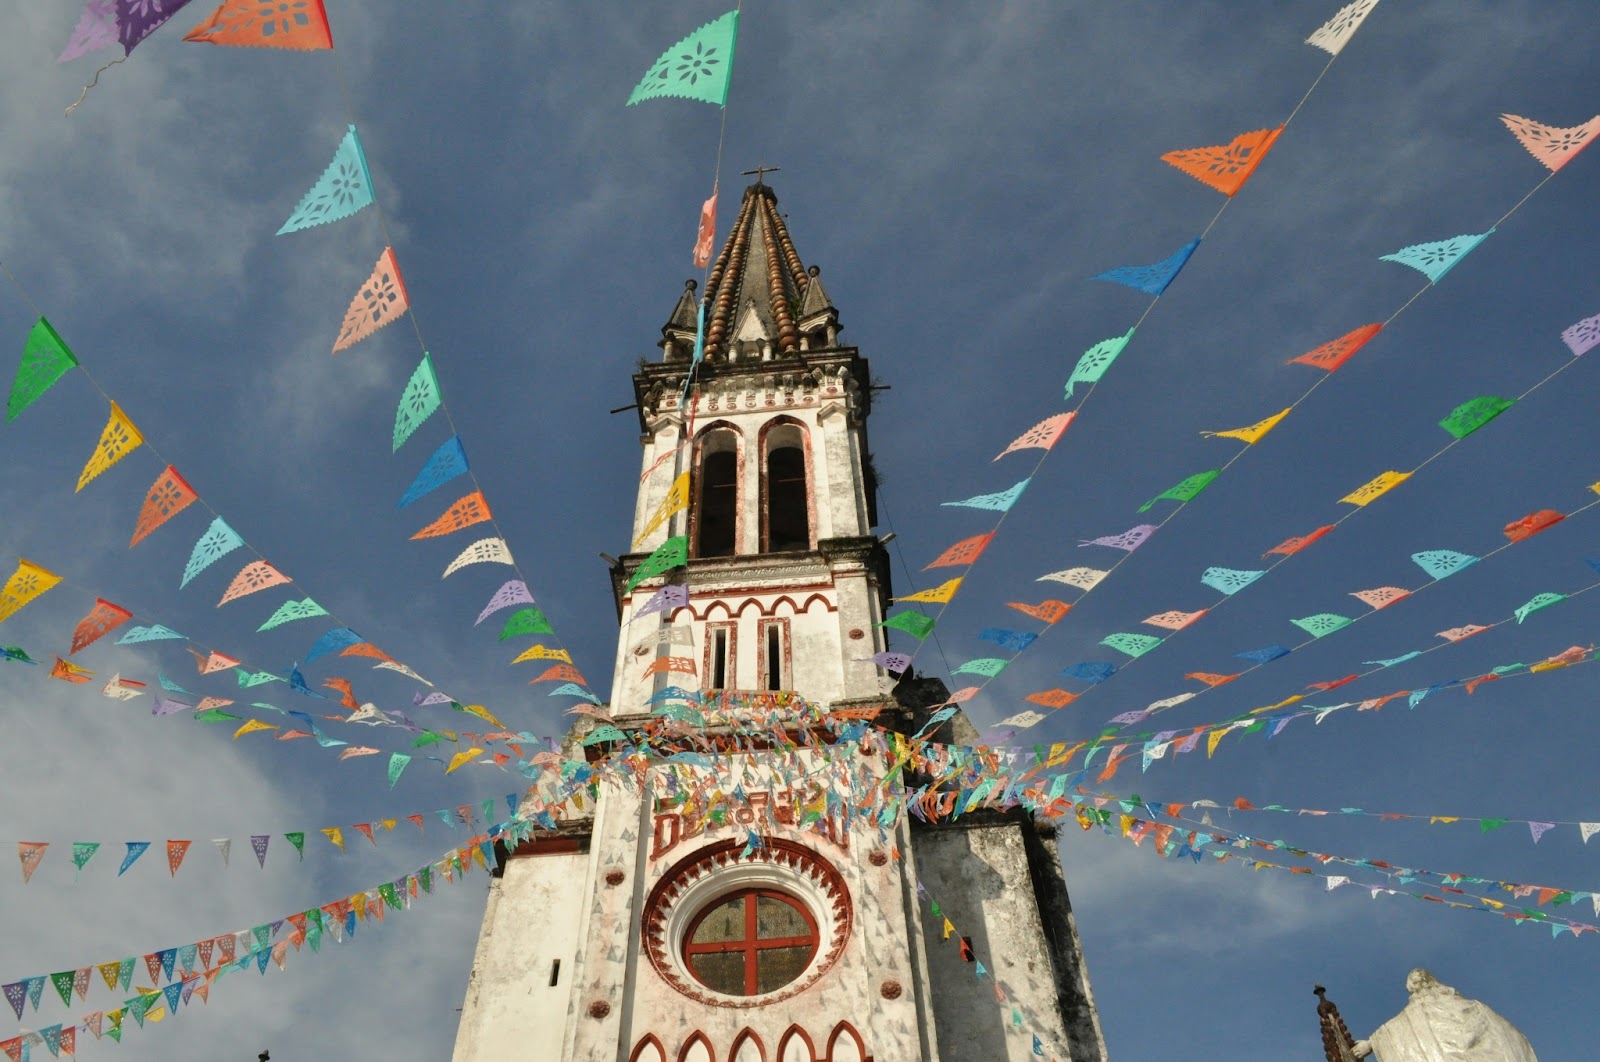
left=1118, top=795, right=1600, bottom=923
left=243, top=2, right=603, bottom=706
left=1066, top=794, right=1600, bottom=939
left=1016, top=643, right=1595, bottom=786
left=968, top=472, right=1596, bottom=741
left=875, top=53, right=1597, bottom=731
left=3, top=811, right=517, bottom=1044
left=1069, top=501, right=1600, bottom=739
left=1093, top=560, right=1600, bottom=735
left=10, top=284, right=782, bottom=756
left=569, top=688, right=1600, bottom=946
left=617, top=10, right=751, bottom=697
left=62, top=0, right=608, bottom=710
left=879, top=0, right=1394, bottom=685
left=10, top=790, right=523, bottom=884
left=56, top=0, right=331, bottom=114
left=0, top=612, right=556, bottom=788
left=0, top=306, right=457, bottom=714
left=0, top=537, right=427, bottom=702
left=59, top=0, right=607, bottom=717
left=1079, top=785, right=1600, bottom=849
left=1052, top=317, right=1599, bottom=734
left=967, top=304, right=1598, bottom=741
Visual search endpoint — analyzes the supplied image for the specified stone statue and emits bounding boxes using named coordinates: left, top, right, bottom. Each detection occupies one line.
left=1351, top=969, right=1538, bottom=1062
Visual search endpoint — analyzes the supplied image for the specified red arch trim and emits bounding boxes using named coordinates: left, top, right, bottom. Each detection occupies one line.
left=776, top=1025, right=817, bottom=1062
left=629, top=1033, right=667, bottom=1062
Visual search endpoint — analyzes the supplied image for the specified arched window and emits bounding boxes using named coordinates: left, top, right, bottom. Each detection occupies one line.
left=762, top=422, right=812, bottom=552
left=694, top=427, right=740, bottom=558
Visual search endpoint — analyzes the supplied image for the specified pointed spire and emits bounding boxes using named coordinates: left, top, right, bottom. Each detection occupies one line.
left=665, top=182, right=841, bottom=363
left=666, top=279, right=699, bottom=332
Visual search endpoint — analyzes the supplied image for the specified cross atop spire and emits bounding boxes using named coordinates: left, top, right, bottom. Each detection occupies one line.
left=740, top=162, right=780, bottom=184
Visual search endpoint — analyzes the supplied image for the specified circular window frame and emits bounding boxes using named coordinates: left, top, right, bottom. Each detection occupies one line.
left=681, top=887, right=821, bottom=996
left=642, top=837, right=851, bottom=1008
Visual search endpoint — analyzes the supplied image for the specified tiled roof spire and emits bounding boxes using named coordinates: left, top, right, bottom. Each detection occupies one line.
left=662, top=182, right=840, bottom=362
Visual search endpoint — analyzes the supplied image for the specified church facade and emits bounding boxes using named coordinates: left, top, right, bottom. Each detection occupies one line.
left=451, top=183, right=1107, bottom=1062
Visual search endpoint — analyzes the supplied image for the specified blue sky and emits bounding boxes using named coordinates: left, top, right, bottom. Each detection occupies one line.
left=1, top=1, right=1597, bottom=1058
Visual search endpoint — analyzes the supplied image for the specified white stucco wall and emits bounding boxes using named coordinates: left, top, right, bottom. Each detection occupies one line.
left=451, top=849, right=590, bottom=1062
left=912, top=823, right=1093, bottom=1061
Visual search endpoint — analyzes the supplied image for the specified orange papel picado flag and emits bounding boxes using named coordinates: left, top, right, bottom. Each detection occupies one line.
left=412, top=492, right=493, bottom=540
left=130, top=466, right=198, bottom=547
left=1161, top=127, right=1283, bottom=197
left=924, top=533, right=994, bottom=571
left=184, top=0, right=334, bottom=50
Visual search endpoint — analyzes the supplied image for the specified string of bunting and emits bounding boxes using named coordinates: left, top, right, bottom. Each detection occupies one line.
left=7, top=671, right=1582, bottom=1056
left=1094, top=560, right=1600, bottom=734
left=987, top=436, right=1600, bottom=741
left=11, top=789, right=524, bottom=884
left=51, top=0, right=604, bottom=716
left=867, top=13, right=1598, bottom=735
left=1069, top=796, right=1600, bottom=938
left=1012, top=641, right=1598, bottom=783
left=1116, top=797, right=1600, bottom=923
left=28, top=8, right=1600, bottom=1049
left=0, top=291, right=457, bottom=716
left=954, top=469, right=1598, bottom=738
left=966, top=255, right=1597, bottom=742
left=0, top=554, right=547, bottom=785
left=2, top=815, right=527, bottom=1055
left=520, top=678, right=1600, bottom=910
left=960, top=212, right=1594, bottom=743
left=0, top=535, right=402, bottom=695
left=571, top=681, right=1600, bottom=945
left=1058, top=313, right=1600, bottom=736
left=1076, top=785, right=1600, bottom=849
left=56, top=0, right=344, bottom=113
left=233, top=0, right=602, bottom=704
left=0, top=583, right=588, bottom=793
left=879, top=0, right=1399, bottom=684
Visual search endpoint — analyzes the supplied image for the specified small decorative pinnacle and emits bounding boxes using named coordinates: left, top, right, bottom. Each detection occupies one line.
left=1315, top=984, right=1359, bottom=1062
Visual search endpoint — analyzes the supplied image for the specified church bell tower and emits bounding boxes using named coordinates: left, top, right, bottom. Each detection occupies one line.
left=451, top=182, right=1107, bottom=1062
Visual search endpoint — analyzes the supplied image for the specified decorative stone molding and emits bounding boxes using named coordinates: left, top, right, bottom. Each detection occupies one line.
left=641, top=838, right=852, bottom=1008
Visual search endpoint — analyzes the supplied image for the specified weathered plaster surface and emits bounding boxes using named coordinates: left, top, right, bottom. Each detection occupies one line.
left=912, top=820, right=1108, bottom=1062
